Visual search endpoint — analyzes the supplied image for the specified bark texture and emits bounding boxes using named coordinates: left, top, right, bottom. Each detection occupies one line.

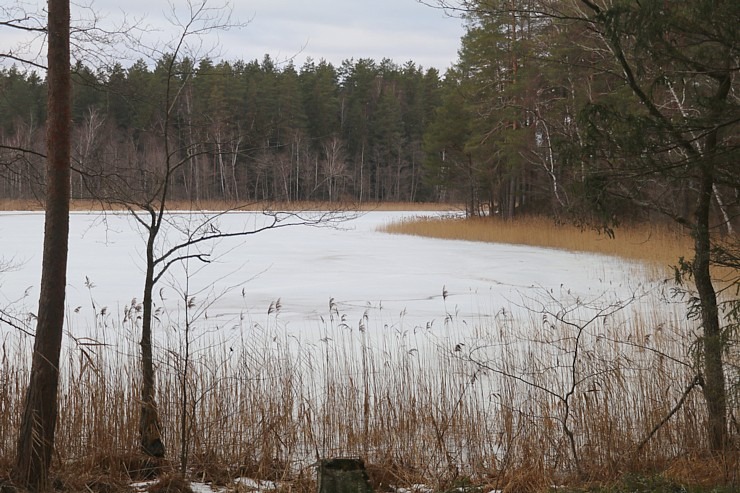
left=140, top=223, right=165, bottom=457
left=12, top=0, right=71, bottom=488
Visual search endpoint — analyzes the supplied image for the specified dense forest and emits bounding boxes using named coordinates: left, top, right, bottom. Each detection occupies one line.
left=0, top=57, right=446, bottom=205
left=1, top=0, right=737, bottom=228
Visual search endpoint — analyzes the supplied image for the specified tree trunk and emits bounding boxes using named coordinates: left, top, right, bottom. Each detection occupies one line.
left=694, top=162, right=727, bottom=452
left=13, top=0, right=71, bottom=488
left=693, top=68, right=732, bottom=452
left=140, top=226, right=165, bottom=458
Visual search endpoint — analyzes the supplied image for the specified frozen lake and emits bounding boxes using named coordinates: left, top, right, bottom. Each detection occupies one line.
left=1, top=210, right=695, bottom=477
left=0, top=210, right=653, bottom=345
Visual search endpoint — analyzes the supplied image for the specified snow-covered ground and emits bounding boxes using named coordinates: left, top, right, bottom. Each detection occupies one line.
left=0, top=210, right=656, bottom=344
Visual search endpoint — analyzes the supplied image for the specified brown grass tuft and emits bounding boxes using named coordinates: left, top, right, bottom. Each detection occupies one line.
left=663, top=453, right=740, bottom=488
left=146, top=473, right=194, bottom=493
left=188, top=452, right=235, bottom=486
left=92, top=454, right=168, bottom=482
left=500, top=465, right=550, bottom=493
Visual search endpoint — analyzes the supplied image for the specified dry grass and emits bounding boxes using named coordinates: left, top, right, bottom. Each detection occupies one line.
left=381, top=215, right=694, bottom=274
left=147, top=472, right=194, bottom=493
left=0, top=198, right=45, bottom=211
left=1, top=290, right=737, bottom=492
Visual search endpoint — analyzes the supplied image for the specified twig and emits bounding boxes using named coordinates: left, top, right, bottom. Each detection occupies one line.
left=634, top=374, right=702, bottom=454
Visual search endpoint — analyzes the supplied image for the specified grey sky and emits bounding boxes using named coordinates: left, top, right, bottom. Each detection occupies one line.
left=3, top=1, right=465, bottom=72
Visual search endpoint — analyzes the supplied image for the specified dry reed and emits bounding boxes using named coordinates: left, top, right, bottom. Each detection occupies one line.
left=1, top=289, right=737, bottom=491
left=1, top=210, right=737, bottom=491
left=380, top=215, right=693, bottom=270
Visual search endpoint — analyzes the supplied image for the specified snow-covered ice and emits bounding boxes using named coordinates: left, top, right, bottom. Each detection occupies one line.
left=0, top=210, right=655, bottom=345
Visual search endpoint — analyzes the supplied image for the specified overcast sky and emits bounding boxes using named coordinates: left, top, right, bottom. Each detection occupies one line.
left=3, top=0, right=465, bottom=72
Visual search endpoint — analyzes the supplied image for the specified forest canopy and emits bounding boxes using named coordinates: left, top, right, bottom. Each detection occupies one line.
left=0, top=57, right=445, bottom=205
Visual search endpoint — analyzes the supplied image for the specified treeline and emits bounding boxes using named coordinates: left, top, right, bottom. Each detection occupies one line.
left=0, top=56, right=444, bottom=204
left=1, top=0, right=737, bottom=227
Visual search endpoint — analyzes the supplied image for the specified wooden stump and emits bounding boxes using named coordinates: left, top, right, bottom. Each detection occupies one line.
left=317, top=458, right=374, bottom=493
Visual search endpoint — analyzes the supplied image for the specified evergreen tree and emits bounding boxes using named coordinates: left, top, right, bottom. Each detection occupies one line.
left=300, top=59, right=341, bottom=148
left=0, top=66, right=46, bottom=132
left=369, top=82, right=404, bottom=201
left=339, top=58, right=378, bottom=201
left=423, top=68, right=477, bottom=212
left=571, top=0, right=738, bottom=451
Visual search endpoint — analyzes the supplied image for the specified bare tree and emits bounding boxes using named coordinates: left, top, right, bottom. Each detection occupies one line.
left=0, top=2, right=47, bottom=70
left=71, top=1, right=351, bottom=460
left=322, top=136, right=349, bottom=202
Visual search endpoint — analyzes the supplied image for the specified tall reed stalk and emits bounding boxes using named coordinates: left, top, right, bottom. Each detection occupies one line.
left=2, top=287, right=735, bottom=489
